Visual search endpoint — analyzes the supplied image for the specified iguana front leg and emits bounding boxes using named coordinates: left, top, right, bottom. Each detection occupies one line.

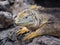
left=23, top=29, right=42, bottom=41
left=23, top=23, right=50, bottom=41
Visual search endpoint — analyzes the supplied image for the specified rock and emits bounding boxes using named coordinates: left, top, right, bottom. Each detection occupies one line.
left=7, top=31, right=17, bottom=41
left=27, top=36, right=60, bottom=45
left=1, top=38, right=8, bottom=45
left=0, top=0, right=15, bottom=12
left=0, top=1, right=10, bottom=11
left=12, top=0, right=30, bottom=17
left=14, top=41, right=21, bottom=45
left=23, top=0, right=34, bottom=4
left=27, top=43, right=39, bottom=45
left=0, top=26, right=20, bottom=40
left=37, top=36, right=60, bottom=45
left=7, top=0, right=15, bottom=5
left=0, top=26, right=20, bottom=45
left=5, top=42, right=13, bottom=45
left=0, top=31, right=8, bottom=40
left=0, top=11, right=14, bottom=29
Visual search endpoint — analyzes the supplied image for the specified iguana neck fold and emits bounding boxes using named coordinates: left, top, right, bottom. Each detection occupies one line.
left=27, top=10, right=40, bottom=29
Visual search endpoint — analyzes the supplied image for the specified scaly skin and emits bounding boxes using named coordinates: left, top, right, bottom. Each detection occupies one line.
left=15, top=5, right=60, bottom=41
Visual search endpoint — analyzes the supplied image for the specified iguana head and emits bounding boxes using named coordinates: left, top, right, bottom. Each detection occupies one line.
left=15, top=9, right=39, bottom=27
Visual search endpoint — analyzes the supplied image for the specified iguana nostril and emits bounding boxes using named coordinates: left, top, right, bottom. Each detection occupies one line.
left=20, top=28, right=22, bottom=29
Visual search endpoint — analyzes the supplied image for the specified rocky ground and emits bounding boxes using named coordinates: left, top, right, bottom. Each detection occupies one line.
left=0, top=0, right=60, bottom=45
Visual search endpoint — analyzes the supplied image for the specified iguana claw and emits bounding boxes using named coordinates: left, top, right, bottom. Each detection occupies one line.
left=17, top=27, right=30, bottom=35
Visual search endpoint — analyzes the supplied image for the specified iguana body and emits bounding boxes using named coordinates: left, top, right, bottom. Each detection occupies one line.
left=15, top=6, right=60, bottom=41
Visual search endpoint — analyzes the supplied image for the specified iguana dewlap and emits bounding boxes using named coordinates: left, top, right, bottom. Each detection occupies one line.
left=15, top=6, right=60, bottom=41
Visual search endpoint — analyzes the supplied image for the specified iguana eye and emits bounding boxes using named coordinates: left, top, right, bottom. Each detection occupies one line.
left=25, top=16, right=28, bottom=18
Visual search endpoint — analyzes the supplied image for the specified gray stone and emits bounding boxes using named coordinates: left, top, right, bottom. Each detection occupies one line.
left=0, top=1, right=10, bottom=11
left=0, top=31, right=8, bottom=39
left=14, top=41, right=21, bottom=45
left=37, top=36, right=60, bottom=45
left=7, top=0, right=15, bottom=5
left=0, top=26, right=20, bottom=40
left=25, top=36, right=60, bottom=45
left=7, top=31, right=17, bottom=41
left=5, top=42, right=13, bottom=45
left=0, top=11, right=14, bottom=28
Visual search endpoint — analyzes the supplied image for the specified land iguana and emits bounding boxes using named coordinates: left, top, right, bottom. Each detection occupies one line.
left=15, top=5, right=60, bottom=41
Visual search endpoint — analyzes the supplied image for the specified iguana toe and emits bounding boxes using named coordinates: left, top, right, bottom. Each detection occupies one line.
left=17, top=27, right=30, bottom=35
left=23, top=31, right=40, bottom=41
